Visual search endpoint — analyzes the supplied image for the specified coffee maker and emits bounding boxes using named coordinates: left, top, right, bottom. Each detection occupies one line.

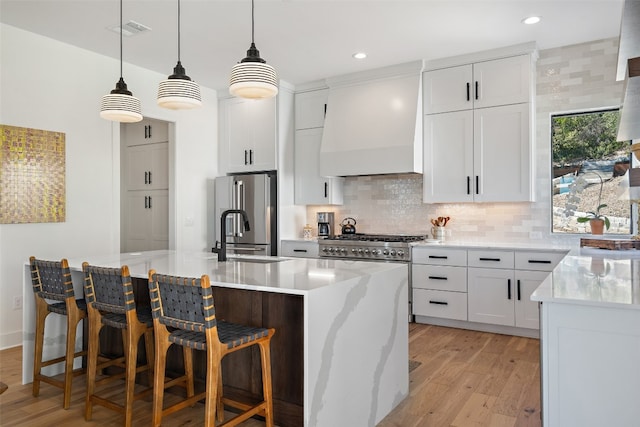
left=317, top=212, right=335, bottom=238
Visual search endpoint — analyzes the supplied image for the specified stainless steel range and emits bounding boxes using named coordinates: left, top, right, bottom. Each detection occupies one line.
left=319, top=233, right=426, bottom=263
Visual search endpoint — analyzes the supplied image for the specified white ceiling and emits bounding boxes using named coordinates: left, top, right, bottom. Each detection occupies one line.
left=0, top=0, right=626, bottom=92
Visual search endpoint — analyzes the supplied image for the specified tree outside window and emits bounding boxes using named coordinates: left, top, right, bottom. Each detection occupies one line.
left=552, top=109, right=632, bottom=234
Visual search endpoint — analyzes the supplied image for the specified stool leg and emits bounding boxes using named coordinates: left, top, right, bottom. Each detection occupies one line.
left=204, top=348, right=219, bottom=427
left=259, top=340, right=275, bottom=427
left=152, top=327, right=170, bottom=427
left=216, top=365, right=224, bottom=423
left=85, top=312, right=102, bottom=421
left=183, top=346, right=194, bottom=399
left=32, top=299, right=49, bottom=398
left=123, top=328, right=140, bottom=427
left=144, top=329, right=154, bottom=386
left=62, top=307, right=80, bottom=409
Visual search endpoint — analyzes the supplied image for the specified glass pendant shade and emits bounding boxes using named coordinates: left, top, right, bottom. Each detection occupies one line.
left=229, top=0, right=278, bottom=100
left=100, top=77, right=142, bottom=123
left=158, top=62, right=202, bottom=109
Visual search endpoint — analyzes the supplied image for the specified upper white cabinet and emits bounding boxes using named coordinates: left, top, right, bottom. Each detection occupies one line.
left=219, top=96, right=277, bottom=173
left=423, top=52, right=535, bottom=203
left=122, top=118, right=169, bottom=146
left=423, top=55, right=531, bottom=114
left=295, top=89, right=328, bottom=130
left=294, top=88, right=344, bottom=205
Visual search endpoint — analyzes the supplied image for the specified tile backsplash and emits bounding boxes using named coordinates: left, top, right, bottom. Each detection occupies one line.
left=306, top=38, right=625, bottom=245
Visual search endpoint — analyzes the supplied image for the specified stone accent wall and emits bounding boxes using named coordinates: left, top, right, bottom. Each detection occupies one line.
left=306, top=38, right=625, bottom=244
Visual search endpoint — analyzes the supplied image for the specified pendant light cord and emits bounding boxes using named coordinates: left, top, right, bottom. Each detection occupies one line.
left=251, top=0, right=255, bottom=44
left=119, top=0, right=123, bottom=78
left=177, top=0, right=181, bottom=62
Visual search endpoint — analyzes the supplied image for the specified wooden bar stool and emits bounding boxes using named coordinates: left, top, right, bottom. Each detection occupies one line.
left=29, top=256, right=87, bottom=409
left=148, top=270, right=276, bottom=427
left=82, top=263, right=154, bottom=427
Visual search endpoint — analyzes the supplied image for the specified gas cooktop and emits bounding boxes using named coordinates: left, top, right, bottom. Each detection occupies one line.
left=324, top=233, right=427, bottom=243
left=319, top=234, right=426, bottom=261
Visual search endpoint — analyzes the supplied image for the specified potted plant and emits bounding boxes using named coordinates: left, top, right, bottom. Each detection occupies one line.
left=576, top=203, right=610, bottom=235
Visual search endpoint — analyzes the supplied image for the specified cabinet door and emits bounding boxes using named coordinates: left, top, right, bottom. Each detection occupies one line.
left=247, top=97, right=277, bottom=171
left=125, top=142, right=168, bottom=191
left=473, top=55, right=531, bottom=109
left=149, top=190, right=169, bottom=250
left=295, top=89, right=328, bottom=130
left=223, top=98, right=252, bottom=172
left=468, top=267, right=515, bottom=326
left=423, top=110, right=474, bottom=203
left=473, top=103, right=531, bottom=202
left=423, top=65, right=473, bottom=114
left=294, top=128, right=344, bottom=205
left=514, top=270, right=547, bottom=329
left=122, top=190, right=168, bottom=252
left=123, top=119, right=169, bottom=146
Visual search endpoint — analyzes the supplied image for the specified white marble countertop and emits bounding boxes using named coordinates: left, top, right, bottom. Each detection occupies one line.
left=412, top=239, right=572, bottom=252
left=531, top=249, right=640, bottom=309
left=65, top=250, right=407, bottom=295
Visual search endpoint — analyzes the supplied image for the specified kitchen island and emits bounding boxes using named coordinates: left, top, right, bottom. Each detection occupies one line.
left=531, top=248, right=640, bottom=427
left=22, top=250, right=408, bottom=427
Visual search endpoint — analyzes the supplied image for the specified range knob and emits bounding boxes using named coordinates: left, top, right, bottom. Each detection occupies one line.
left=364, top=249, right=370, bottom=255
left=351, top=248, right=357, bottom=253
left=389, top=250, right=396, bottom=256
left=322, top=247, right=328, bottom=253
left=397, top=250, right=405, bottom=257
left=357, top=248, right=363, bottom=254
left=340, top=248, right=346, bottom=254
left=382, top=249, right=389, bottom=255
left=329, top=247, right=335, bottom=253
left=373, top=249, right=380, bottom=256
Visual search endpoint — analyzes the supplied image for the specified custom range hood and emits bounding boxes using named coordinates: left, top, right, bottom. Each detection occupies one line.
left=319, top=61, right=423, bottom=176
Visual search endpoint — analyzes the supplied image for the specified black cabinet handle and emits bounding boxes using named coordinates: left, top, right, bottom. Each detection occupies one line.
left=148, top=124, right=152, bottom=138
left=428, top=255, right=448, bottom=259
left=244, top=150, right=248, bottom=165
left=429, top=300, right=448, bottom=306
left=467, top=176, right=471, bottom=195
left=144, top=196, right=148, bottom=209
left=144, top=171, right=148, bottom=184
left=324, top=182, right=328, bottom=198
left=148, top=196, right=152, bottom=209
left=428, top=276, right=448, bottom=280
left=479, top=257, right=501, bottom=262
left=466, top=82, right=470, bottom=101
left=507, top=279, right=512, bottom=300
left=475, top=175, right=479, bottom=194
left=528, top=260, right=552, bottom=264
left=324, top=103, right=327, bottom=117
left=249, top=149, right=253, bottom=164
left=475, top=81, right=479, bottom=100
left=517, top=279, right=521, bottom=301
left=148, top=171, right=152, bottom=184
left=144, top=125, right=148, bottom=139
left=293, top=249, right=308, bottom=253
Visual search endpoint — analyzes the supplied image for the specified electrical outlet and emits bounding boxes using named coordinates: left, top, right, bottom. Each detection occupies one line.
left=12, top=295, right=22, bottom=310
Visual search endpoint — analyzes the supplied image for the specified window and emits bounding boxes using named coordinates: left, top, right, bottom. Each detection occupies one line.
left=551, top=109, right=632, bottom=234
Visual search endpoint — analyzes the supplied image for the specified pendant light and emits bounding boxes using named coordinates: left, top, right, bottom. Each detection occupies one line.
left=157, top=0, right=202, bottom=109
left=100, top=0, right=142, bottom=123
left=229, top=0, right=278, bottom=99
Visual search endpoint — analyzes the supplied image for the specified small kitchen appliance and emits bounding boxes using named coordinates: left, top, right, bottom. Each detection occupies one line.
left=340, top=217, right=357, bottom=234
left=317, top=212, right=335, bottom=237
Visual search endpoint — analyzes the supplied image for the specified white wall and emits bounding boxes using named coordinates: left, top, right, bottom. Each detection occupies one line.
left=0, top=24, right=219, bottom=349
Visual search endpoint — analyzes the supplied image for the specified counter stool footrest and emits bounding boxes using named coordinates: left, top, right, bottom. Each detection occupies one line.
left=162, top=391, right=207, bottom=417
left=219, top=401, right=268, bottom=427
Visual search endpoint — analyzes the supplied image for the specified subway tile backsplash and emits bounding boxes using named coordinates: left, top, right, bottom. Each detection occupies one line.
left=306, top=38, right=624, bottom=244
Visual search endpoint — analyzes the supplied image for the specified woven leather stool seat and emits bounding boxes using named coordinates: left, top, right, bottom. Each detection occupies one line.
left=30, top=256, right=87, bottom=409
left=82, top=263, right=155, bottom=427
left=148, top=270, right=275, bottom=427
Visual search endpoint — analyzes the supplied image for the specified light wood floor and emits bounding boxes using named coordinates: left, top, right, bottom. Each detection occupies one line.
left=0, top=323, right=541, bottom=426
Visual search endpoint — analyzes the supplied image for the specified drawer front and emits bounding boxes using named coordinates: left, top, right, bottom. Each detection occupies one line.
left=280, top=240, right=319, bottom=258
left=413, top=289, right=468, bottom=321
left=412, top=265, right=467, bottom=292
left=412, top=247, right=467, bottom=266
left=467, top=249, right=514, bottom=269
left=514, top=251, right=567, bottom=271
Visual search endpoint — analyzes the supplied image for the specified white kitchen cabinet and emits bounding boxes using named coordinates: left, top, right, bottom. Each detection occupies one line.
left=295, top=89, right=328, bottom=130
left=423, top=54, right=531, bottom=115
left=423, top=102, right=531, bottom=203
left=122, top=190, right=169, bottom=252
left=122, top=118, right=169, bottom=146
left=124, top=142, right=169, bottom=191
left=468, top=267, right=515, bottom=326
left=514, top=270, right=547, bottom=329
left=411, top=246, right=468, bottom=321
left=281, top=240, right=319, bottom=258
left=294, top=128, right=344, bottom=205
left=219, top=96, right=277, bottom=173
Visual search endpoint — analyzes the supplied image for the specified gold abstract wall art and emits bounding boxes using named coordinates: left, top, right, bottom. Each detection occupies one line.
left=0, top=125, right=66, bottom=224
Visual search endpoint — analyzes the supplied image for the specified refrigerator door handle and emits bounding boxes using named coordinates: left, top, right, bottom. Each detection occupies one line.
left=234, top=180, right=245, bottom=237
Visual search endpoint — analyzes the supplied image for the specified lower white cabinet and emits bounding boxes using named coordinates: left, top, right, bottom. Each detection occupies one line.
left=413, top=289, right=467, bottom=321
left=122, top=190, right=169, bottom=252
left=468, top=267, right=515, bottom=326
left=514, top=270, right=548, bottom=329
left=281, top=240, right=319, bottom=258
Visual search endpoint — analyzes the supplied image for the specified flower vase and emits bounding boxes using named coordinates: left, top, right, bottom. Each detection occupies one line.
left=589, top=218, right=605, bottom=235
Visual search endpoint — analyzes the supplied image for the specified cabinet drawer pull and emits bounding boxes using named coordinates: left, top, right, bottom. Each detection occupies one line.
left=148, top=171, right=152, bottom=184
left=528, top=259, right=552, bottom=264
left=148, top=124, right=152, bottom=138
left=479, top=257, right=501, bottom=262
left=324, top=182, right=328, bottom=198
left=475, top=81, right=479, bottom=100
left=467, top=176, right=471, bottom=195
left=324, top=103, right=327, bottom=117
left=428, top=255, right=448, bottom=259
left=428, top=276, right=448, bottom=280
left=475, top=175, right=479, bottom=194
left=293, top=249, right=308, bottom=253
left=144, top=171, right=148, bottom=184
left=244, top=150, right=248, bottom=165
left=429, top=300, right=448, bottom=306
left=517, top=279, right=521, bottom=301
left=466, top=82, right=470, bottom=101
left=249, top=149, right=253, bottom=165
left=507, top=279, right=512, bottom=300
left=148, top=196, right=152, bottom=209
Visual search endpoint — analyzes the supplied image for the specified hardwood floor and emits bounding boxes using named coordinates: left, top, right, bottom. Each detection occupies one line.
left=0, top=323, right=541, bottom=426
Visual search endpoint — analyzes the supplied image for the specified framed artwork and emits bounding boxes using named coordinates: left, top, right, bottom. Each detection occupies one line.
left=0, top=125, right=66, bottom=224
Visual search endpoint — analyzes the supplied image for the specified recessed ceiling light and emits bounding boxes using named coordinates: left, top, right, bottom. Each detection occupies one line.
left=352, top=52, right=367, bottom=59
left=521, top=16, right=541, bottom=25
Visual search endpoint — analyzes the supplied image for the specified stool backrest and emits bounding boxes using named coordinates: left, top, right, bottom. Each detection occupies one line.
left=30, top=256, right=74, bottom=302
left=82, top=263, right=135, bottom=315
left=148, top=271, right=216, bottom=334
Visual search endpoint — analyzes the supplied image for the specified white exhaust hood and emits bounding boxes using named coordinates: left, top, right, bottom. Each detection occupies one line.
left=319, top=61, right=423, bottom=176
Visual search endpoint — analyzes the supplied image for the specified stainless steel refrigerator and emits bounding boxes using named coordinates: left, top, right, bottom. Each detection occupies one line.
left=210, top=172, right=277, bottom=256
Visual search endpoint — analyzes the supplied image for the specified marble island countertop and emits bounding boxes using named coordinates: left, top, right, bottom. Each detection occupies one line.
left=64, top=250, right=407, bottom=295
